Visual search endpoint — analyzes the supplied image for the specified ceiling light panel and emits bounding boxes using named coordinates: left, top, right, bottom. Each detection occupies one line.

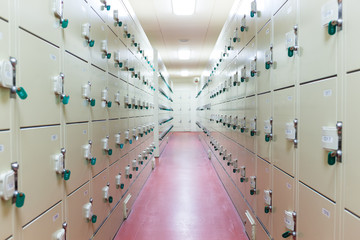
left=181, top=70, right=189, bottom=77
left=178, top=49, right=191, bottom=60
left=172, top=0, right=196, bottom=16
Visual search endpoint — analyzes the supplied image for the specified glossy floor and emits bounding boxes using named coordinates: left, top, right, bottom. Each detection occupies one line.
left=114, top=132, right=247, bottom=240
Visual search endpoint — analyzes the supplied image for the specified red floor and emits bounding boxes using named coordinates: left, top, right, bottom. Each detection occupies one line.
left=114, top=132, right=248, bottom=240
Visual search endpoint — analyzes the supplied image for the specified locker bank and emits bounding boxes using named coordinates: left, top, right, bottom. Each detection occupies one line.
left=0, top=0, right=358, bottom=239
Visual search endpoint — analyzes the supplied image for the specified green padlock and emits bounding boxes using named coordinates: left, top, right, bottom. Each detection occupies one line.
left=136, top=167, right=139, bottom=171
left=108, top=149, right=113, bottom=156
left=135, top=105, right=138, bottom=109
left=282, top=231, right=291, bottom=238
left=64, top=170, right=71, bottom=181
left=108, top=196, right=113, bottom=203
left=328, top=152, right=336, bottom=166
left=16, top=87, right=28, bottom=100
left=251, top=71, right=255, bottom=77
left=241, top=26, right=245, bottom=32
left=145, top=132, right=148, bottom=135
left=265, top=135, right=270, bottom=142
left=106, top=5, right=111, bottom=11
left=120, top=144, right=124, bottom=149
left=119, top=62, right=123, bottom=68
left=89, top=40, right=95, bottom=47
left=250, top=189, right=256, bottom=195
left=227, top=124, right=231, bottom=128
left=241, top=77, right=245, bottom=83
left=265, top=62, right=270, bottom=70
left=264, top=206, right=270, bottom=214
left=288, top=47, right=294, bottom=57
left=118, top=21, right=123, bottom=27
left=250, top=11, right=255, bottom=18
left=127, top=33, right=131, bottom=38
left=90, top=99, right=96, bottom=107
left=91, top=158, right=96, bottom=166
left=233, top=169, right=236, bottom=173
left=62, top=95, right=70, bottom=105
left=227, top=162, right=230, bottom=166
left=107, top=101, right=112, bottom=108
left=128, top=104, right=131, bottom=109
left=120, top=183, right=124, bottom=189
left=129, top=140, right=133, bottom=144
left=251, top=130, right=255, bottom=136
left=233, top=37, right=237, bottom=43
left=240, top=178, right=245, bottom=183
left=328, top=21, right=337, bottom=35
left=107, top=53, right=111, bottom=59
left=129, top=174, right=133, bottom=179
left=62, top=19, right=69, bottom=29
left=91, top=215, right=97, bottom=223
left=145, top=156, right=148, bottom=160
left=15, top=192, right=25, bottom=208
left=134, top=43, right=138, bottom=47
left=233, top=126, right=237, bottom=130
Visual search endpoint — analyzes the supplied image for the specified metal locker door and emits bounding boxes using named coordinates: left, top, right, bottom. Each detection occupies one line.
left=238, top=0, right=256, bottom=46
left=298, top=183, right=336, bottom=239
left=108, top=32, right=122, bottom=77
left=245, top=39, right=257, bottom=97
left=63, top=0, right=91, bottom=61
left=109, top=160, right=122, bottom=207
left=257, top=21, right=272, bottom=94
left=88, top=0, right=109, bottom=23
left=91, top=121, right=109, bottom=176
left=344, top=72, right=360, bottom=216
left=256, top=0, right=272, bottom=31
left=0, top=20, right=11, bottom=130
left=237, top=98, right=246, bottom=147
left=272, top=0, right=288, bottom=15
left=120, top=118, right=130, bottom=155
left=299, top=78, right=338, bottom=201
left=273, top=87, right=296, bottom=176
left=257, top=93, right=271, bottom=161
left=18, top=30, right=61, bottom=127
left=272, top=0, right=297, bottom=90
left=108, top=75, right=121, bottom=120
left=19, top=126, right=63, bottom=226
left=344, top=210, right=360, bottom=240
left=345, top=0, right=360, bottom=72
left=0, top=131, right=13, bottom=240
left=90, top=66, right=108, bottom=121
left=92, top=169, right=111, bottom=229
left=66, top=183, right=93, bottom=240
left=22, top=203, right=63, bottom=239
left=63, top=52, right=90, bottom=123
left=244, top=151, right=256, bottom=211
left=109, top=119, right=121, bottom=165
left=0, top=0, right=9, bottom=20
left=272, top=167, right=295, bottom=239
left=65, top=123, right=90, bottom=195
left=245, top=96, right=256, bottom=153
left=89, top=10, right=108, bottom=71
left=299, top=0, right=338, bottom=83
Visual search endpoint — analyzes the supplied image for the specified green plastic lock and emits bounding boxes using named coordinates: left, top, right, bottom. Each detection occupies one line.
left=145, top=156, right=148, bottom=160
left=62, top=95, right=70, bottom=105
left=128, top=104, right=131, bottom=109
left=141, top=161, right=144, bottom=165
left=16, top=87, right=28, bottom=100
left=118, top=21, right=123, bottom=27
left=241, top=26, right=245, bottom=32
left=265, top=62, right=270, bottom=70
left=228, top=46, right=231, bottom=51
left=107, top=53, right=111, bottom=59
left=288, top=47, right=294, bottom=57
left=227, top=162, right=230, bottom=166
left=227, top=124, right=231, bottom=128
left=108, top=196, right=113, bottom=203
left=251, top=71, right=255, bottom=77
left=91, top=215, right=97, bottom=223
left=127, top=33, right=131, bottom=38
left=119, top=62, right=123, bottom=68
left=91, top=158, right=96, bottom=166
left=90, top=99, right=96, bottom=107
left=120, top=144, right=124, bottom=149
left=250, top=189, right=255, bottom=195
left=62, top=19, right=69, bottom=29
left=135, top=105, right=138, bottom=109
left=233, top=81, right=237, bottom=87
left=223, top=156, right=226, bottom=161
left=250, top=11, right=255, bottom=18
left=233, top=38, right=237, bottom=43
left=134, top=43, right=138, bottom=47
left=140, top=134, right=143, bottom=137
left=108, top=149, right=113, bottom=156
left=328, top=21, right=337, bottom=35
left=328, top=152, right=336, bottom=166
left=120, top=183, right=124, bottom=189
left=64, top=170, right=71, bottom=181
left=89, top=40, right=95, bottom=47
left=151, top=129, right=154, bottom=132
left=136, top=167, right=139, bottom=171
left=233, top=169, right=236, bottom=173
left=134, top=74, right=138, bottom=78
left=107, top=101, right=112, bottom=108
left=15, top=192, right=25, bottom=208
left=265, top=206, right=270, bottom=214
left=145, top=132, right=148, bottom=135
left=233, top=126, right=237, bottom=130
left=129, top=140, right=133, bottom=144
left=106, top=5, right=111, bottom=11
left=241, top=77, right=245, bottom=83
left=265, top=135, right=270, bottom=142
left=129, top=68, right=134, bottom=72
left=282, top=231, right=291, bottom=238
left=148, top=130, right=150, bottom=133
left=129, top=174, right=132, bottom=179
left=251, top=130, right=255, bottom=136
left=240, top=178, right=245, bottom=183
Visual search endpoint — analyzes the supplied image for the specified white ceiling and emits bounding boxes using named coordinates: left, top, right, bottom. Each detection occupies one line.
left=127, top=0, right=236, bottom=82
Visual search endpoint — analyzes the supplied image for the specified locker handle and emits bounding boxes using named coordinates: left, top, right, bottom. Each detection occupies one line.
left=328, top=21, right=337, bottom=35
left=264, top=206, right=272, bottom=214
left=328, top=151, right=336, bottom=165
left=91, top=215, right=97, bottom=223
left=90, top=158, right=96, bottom=166
left=16, top=87, right=28, bottom=100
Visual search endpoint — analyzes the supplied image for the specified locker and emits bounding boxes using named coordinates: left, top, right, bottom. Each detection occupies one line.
left=19, top=126, right=63, bottom=226
left=299, top=78, right=338, bottom=201
left=108, top=1, right=125, bottom=36
left=109, top=119, right=121, bottom=165
left=66, top=183, right=93, bottom=240
left=0, top=20, right=11, bottom=130
left=244, top=96, right=256, bottom=152
left=0, top=0, right=9, bottom=20
left=257, top=93, right=271, bottom=161
left=65, top=123, right=90, bottom=195
left=272, top=167, right=295, bottom=240
left=298, top=183, right=336, bottom=239
left=244, top=151, right=256, bottom=211
left=63, top=0, right=91, bottom=61
left=90, top=66, right=108, bottom=121
left=272, top=87, right=296, bottom=176
left=238, top=0, right=256, bottom=45
left=107, top=32, right=122, bottom=77
left=63, top=52, right=90, bottom=123
left=272, top=0, right=297, bottom=90
left=0, top=131, right=13, bottom=240
left=343, top=210, right=360, bottom=240
left=109, top=160, right=123, bottom=205
left=18, top=30, right=61, bottom=127
left=299, top=0, right=338, bottom=82
left=88, top=0, right=110, bottom=23
left=256, top=0, right=272, bottom=31
left=344, top=72, right=360, bottom=216
left=245, top=38, right=257, bottom=97
left=345, top=0, right=360, bottom=72
left=92, top=169, right=111, bottom=229
left=22, top=202, right=63, bottom=239
left=89, top=9, right=108, bottom=71
left=107, top=75, right=120, bottom=120
left=91, top=121, right=109, bottom=176
left=256, top=21, right=272, bottom=94
left=120, top=118, right=130, bottom=154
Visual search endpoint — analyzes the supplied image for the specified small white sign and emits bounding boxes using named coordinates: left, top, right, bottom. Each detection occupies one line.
left=285, top=31, right=296, bottom=49
left=321, top=0, right=338, bottom=26
left=322, top=136, right=333, bottom=143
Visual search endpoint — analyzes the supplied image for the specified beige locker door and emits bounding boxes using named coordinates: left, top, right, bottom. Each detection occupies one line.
left=344, top=72, right=360, bottom=216
left=109, top=119, right=121, bottom=165
left=238, top=0, right=256, bottom=45
left=108, top=75, right=121, bottom=120
left=18, top=30, right=61, bottom=127
left=345, top=0, right=360, bottom=72
left=128, top=84, right=135, bottom=118
left=88, top=0, right=109, bottom=23
left=107, top=32, right=122, bottom=77
left=0, top=0, right=9, bottom=20
left=119, top=118, right=129, bottom=156
left=0, top=132, right=13, bottom=240
left=63, top=0, right=90, bottom=61
left=245, top=39, right=257, bottom=97
left=63, top=52, right=90, bottom=123
left=91, top=121, right=109, bottom=176
left=244, top=151, right=256, bottom=211
left=22, top=202, right=63, bottom=239
left=0, top=20, right=11, bottom=130
left=272, top=167, right=295, bottom=239
left=257, top=21, right=272, bottom=94
left=66, top=183, right=93, bottom=240
left=273, top=87, right=296, bottom=176
left=344, top=210, right=360, bottom=240
left=119, top=48, right=129, bottom=82
left=109, top=160, right=123, bottom=205
left=299, top=78, right=338, bottom=201
left=256, top=0, right=272, bottom=32
left=90, top=65, right=108, bottom=121
left=119, top=79, right=128, bottom=118
left=245, top=96, right=256, bottom=153
left=19, top=126, right=63, bottom=226
left=19, top=0, right=63, bottom=46
left=299, top=0, right=338, bottom=83
left=89, top=10, right=108, bottom=71
left=272, top=0, right=297, bottom=90
left=257, top=93, right=271, bottom=161
left=65, top=123, right=90, bottom=195
left=92, top=169, right=111, bottom=229
left=298, top=183, right=336, bottom=240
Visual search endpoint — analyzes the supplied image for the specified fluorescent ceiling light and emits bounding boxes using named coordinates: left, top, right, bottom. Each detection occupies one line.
left=178, top=49, right=191, bottom=60
left=181, top=70, right=189, bottom=77
left=172, top=0, right=196, bottom=16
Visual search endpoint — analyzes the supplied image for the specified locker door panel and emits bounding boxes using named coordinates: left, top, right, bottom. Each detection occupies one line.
left=109, top=119, right=121, bottom=165
left=257, top=22, right=272, bottom=94
left=90, top=66, right=107, bottom=121
left=238, top=0, right=256, bottom=45
left=88, top=0, right=109, bottom=22
left=345, top=0, right=360, bottom=72
left=256, top=0, right=272, bottom=31
left=63, top=52, right=90, bottom=123
left=19, top=126, right=62, bottom=226
left=63, top=0, right=90, bottom=61
left=120, top=118, right=129, bottom=155
left=0, top=131, right=13, bottom=240
left=108, top=32, right=122, bottom=77
left=65, top=123, right=90, bottom=195
left=344, top=210, right=360, bottom=240
left=236, top=99, right=246, bottom=147
left=22, top=202, right=63, bottom=239
left=272, top=167, right=295, bottom=240
left=91, top=121, right=109, bottom=176
left=109, top=160, right=123, bottom=206
left=272, top=0, right=297, bottom=90
left=344, top=72, right=360, bottom=215
left=299, top=0, right=337, bottom=83
left=244, top=151, right=256, bottom=211
left=19, top=0, right=63, bottom=46
left=272, top=0, right=288, bottom=15
left=273, top=87, right=295, bottom=176
left=108, top=75, right=121, bottom=119
left=66, top=183, right=93, bottom=240
left=245, top=39, right=257, bottom=97
left=92, top=169, right=110, bottom=229
left=245, top=96, right=256, bottom=152
left=0, top=20, right=10, bottom=130
left=89, top=10, right=107, bottom=71
left=18, top=30, right=61, bottom=127
left=257, top=93, right=271, bottom=161
left=298, top=183, right=336, bottom=240
left=299, top=78, right=337, bottom=201
left=0, top=0, right=9, bottom=20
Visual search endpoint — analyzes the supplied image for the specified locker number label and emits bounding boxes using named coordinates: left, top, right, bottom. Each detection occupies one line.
left=321, top=1, right=338, bottom=26
left=285, top=31, right=296, bottom=49
left=322, top=136, right=333, bottom=143
left=323, top=89, right=332, bottom=97
left=322, top=208, right=331, bottom=218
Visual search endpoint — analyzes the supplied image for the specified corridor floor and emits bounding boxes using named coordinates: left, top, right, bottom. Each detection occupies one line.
left=114, top=132, right=247, bottom=240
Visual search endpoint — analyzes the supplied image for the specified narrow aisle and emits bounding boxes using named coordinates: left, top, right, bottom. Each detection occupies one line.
left=114, top=132, right=247, bottom=240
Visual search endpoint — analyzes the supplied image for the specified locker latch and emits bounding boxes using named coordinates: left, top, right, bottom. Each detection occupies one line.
left=224, top=152, right=231, bottom=162
left=250, top=0, right=257, bottom=18
left=264, top=190, right=272, bottom=213
left=114, top=91, right=121, bottom=105
left=286, top=119, right=298, bottom=148
left=240, top=117, right=247, bottom=133
left=143, top=150, right=148, bottom=160
left=233, top=116, right=239, bottom=130
left=54, top=148, right=71, bottom=181
left=82, top=23, right=95, bottom=47
left=116, top=173, right=125, bottom=189
left=227, top=38, right=234, bottom=51
left=52, top=222, right=67, bottom=240
left=287, top=26, right=298, bottom=57
left=138, top=154, right=144, bottom=165
left=83, top=140, right=96, bottom=165
left=250, top=117, right=257, bottom=136
left=101, top=40, right=111, bottom=59
left=100, top=0, right=111, bottom=11
left=323, top=121, right=342, bottom=165
left=250, top=57, right=257, bottom=77
left=132, top=128, right=138, bottom=141
left=240, top=166, right=247, bottom=182
left=233, top=72, right=240, bottom=86
left=114, top=51, right=124, bottom=68
left=115, top=133, right=124, bottom=149
left=125, top=165, right=133, bottom=179
left=53, top=72, right=70, bottom=105
left=83, top=198, right=97, bottom=223
left=82, top=82, right=96, bottom=107
left=232, top=159, right=239, bottom=173
left=125, top=130, right=133, bottom=144
left=241, top=66, right=247, bottom=82
left=233, top=28, right=241, bottom=43
left=283, top=211, right=297, bottom=238
left=131, top=97, right=136, bottom=109
left=124, top=95, right=130, bottom=108
left=1, top=162, right=25, bottom=208
left=264, top=118, right=273, bottom=142
left=101, top=88, right=112, bottom=108
left=131, top=35, right=138, bottom=48
left=132, top=159, right=139, bottom=172
left=102, top=136, right=113, bottom=156
left=8, top=162, right=25, bottom=207
left=240, top=14, right=248, bottom=32
left=323, top=0, right=343, bottom=35
left=250, top=176, right=257, bottom=195
left=223, top=46, right=229, bottom=58
left=103, top=183, right=113, bottom=203
left=265, top=45, right=273, bottom=70
left=53, top=0, right=68, bottom=29
left=113, top=10, right=123, bottom=27
left=0, top=57, right=27, bottom=100
left=123, top=24, right=131, bottom=39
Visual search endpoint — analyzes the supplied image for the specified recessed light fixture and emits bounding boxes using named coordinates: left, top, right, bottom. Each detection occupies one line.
left=179, top=39, right=190, bottom=43
left=178, top=49, right=191, bottom=60
left=172, top=0, right=196, bottom=16
left=181, top=70, right=189, bottom=77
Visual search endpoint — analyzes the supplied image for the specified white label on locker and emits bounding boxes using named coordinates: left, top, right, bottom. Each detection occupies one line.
left=264, top=190, right=271, bottom=205
left=284, top=211, right=295, bottom=231
left=321, top=0, right=338, bottom=26
left=264, top=120, right=271, bottom=134
left=285, top=31, right=296, bottom=49
left=285, top=123, right=295, bottom=140
left=323, top=89, right=332, bottom=97
left=322, top=208, right=331, bottom=218
left=250, top=60, right=256, bottom=71
left=251, top=1, right=257, bottom=12
left=265, top=50, right=271, bottom=63
left=241, top=16, right=246, bottom=27
left=83, top=130, right=87, bottom=135
left=51, top=135, right=58, bottom=141
left=322, top=126, right=338, bottom=150
left=322, top=136, right=333, bottom=143
left=53, top=213, right=59, bottom=222
left=288, top=96, right=293, bottom=101
left=287, top=6, right=292, bottom=14
left=0, top=145, right=4, bottom=152
left=54, top=0, right=62, bottom=17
